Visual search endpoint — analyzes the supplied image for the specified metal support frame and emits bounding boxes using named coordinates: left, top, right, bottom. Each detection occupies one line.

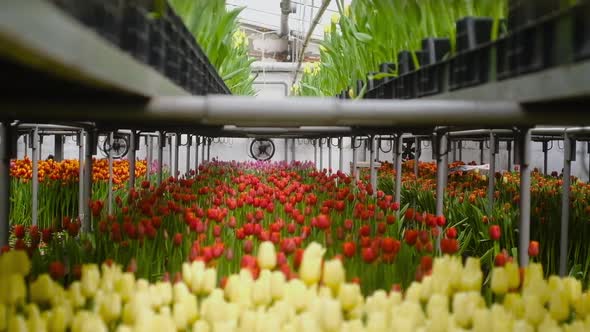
left=488, top=133, right=497, bottom=214
left=146, top=135, right=153, bottom=180
left=206, top=138, right=211, bottom=161
left=0, top=123, right=11, bottom=247
left=54, top=134, right=64, bottom=161
left=284, top=139, right=288, bottom=162
left=352, top=137, right=358, bottom=181
left=168, top=135, right=173, bottom=175
left=517, top=128, right=532, bottom=267
left=128, top=130, right=136, bottom=190
left=31, top=127, right=39, bottom=226
left=82, top=129, right=94, bottom=232
left=194, top=135, right=199, bottom=173
left=319, top=139, right=323, bottom=170
left=376, top=138, right=381, bottom=162
left=201, top=137, right=206, bottom=164
left=185, top=134, right=191, bottom=176
left=313, top=139, right=317, bottom=168
left=173, top=133, right=179, bottom=178
left=434, top=131, right=448, bottom=253
left=414, top=137, right=420, bottom=179
left=338, top=138, right=344, bottom=172
left=394, top=133, right=403, bottom=219
left=479, top=140, right=484, bottom=164
left=157, top=131, right=164, bottom=186
left=507, top=140, right=513, bottom=171
left=328, top=138, right=332, bottom=172
left=369, top=135, right=377, bottom=194
left=458, top=140, right=463, bottom=161
left=107, top=132, right=114, bottom=215
left=77, top=130, right=84, bottom=223
left=290, top=138, right=295, bottom=163
left=542, top=140, right=549, bottom=176
left=560, top=133, right=575, bottom=276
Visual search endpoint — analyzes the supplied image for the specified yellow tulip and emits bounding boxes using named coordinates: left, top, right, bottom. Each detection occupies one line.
left=426, top=294, right=448, bottom=318
left=30, top=274, right=56, bottom=304
left=270, top=271, right=286, bottom=300
left=548, top=291, right=569, bottom=322
left=192, top=320, right=210, bottom=332
left=115, top=272, right=136, bottom=302
left=81, top=264, right=101, bottom=298
left=2, top=274, right=26, bottom=305
left=366, top=311, right=387, bottom=332
left=503, top=293, right=525, bottom=319
left=512, top=319, right=534, bottom=332
left=8, top=315, right=27, bottom=332
left=201, top=268, right=217, bottom=295
left=257, top=241, right=277, bottom=270
left=331, top=13, right=340, bottom=24
left=0, top=303, right=6, bottom=331
left=68, top=281, right=86, bottom=308
left=472, top=308, right=491, bottom=332
left=461, top=257, right=483, bottom=292
left=99, top=292, right=122, bottom=323
left=491, top=267, right=509, bottom=295
left=252, top=270, right=272, bottom=307
left=0, top=250, right=30, bottom=277
left=48, top=306, right=69, bottom=332
left=524, top=295, right=546, bottom=326
left=338, top=282, right=361, bottom=311
left=299, top=242, right=325, bottom=286
left=490, top=304, right=513, bottom=332
left=322, top=259, right=345, bottom=293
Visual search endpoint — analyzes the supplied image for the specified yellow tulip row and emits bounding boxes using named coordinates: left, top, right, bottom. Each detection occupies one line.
left=1, top=242, right=590, bottom=332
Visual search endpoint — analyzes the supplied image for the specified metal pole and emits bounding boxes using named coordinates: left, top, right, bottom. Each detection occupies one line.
left=0, top=123, right=11, bottom=247
left=369, top=135, right=377, bottom=193
left=291, top=138, right=295, bottom=163
left=338, top=138, right=343, bottom=172
left=313, top=139, right=317, bottom=168
left=157, top=131, right=164, bottom=186
left=78, top=130, right=84, bottom=223
left=23, top=134, right=28, bottom=158
left=479, top=140, right=484, bottom=164
left=518, top=128, right=532, bottom=267
left=108, top=132, right=113, bottom=215
left=352, top=137, right=358, bottom=181
left=185, top=134, right=191, bottom=176
left=328, top=139, right=332, bottom=172
left=284, top=139, right=288, bottom=162
left=83, top=129, right=93, bottom=232
left=452, top=139, right=457, bottom=162
left=31, top=127, right=39, bottom=226
left=174, top=133, right=179, bottom=178
left=201, top=137, right=206, bottom=164
left=488, top=133, right=497, bottom=214
left=414, top=137, right=419, bottom=179
left=394, top=133, right=403, bottom=219
left=38, top=135, right=42, bottom=161
left=168, top=135, right=173, bottom=175
left=319, top=139, right=323, bottom=171
left=435, top=133, right=448, bottom=217
left=560, top=134, right=573, bottom=276
left=542, top=141, right=549, bottom=176
left=54, top=134, right=64, bottom=161
left=147, top=135, right=153, bottom=179
left=128, top=131, right=136, bottom=190
left=206, top=138, right=211, bottom=161
left=507, top=140, right=513, bottom=171
left=458, top=140, right=462, bottom=161
left=194, top=136, right=199, bottom=173
left=376, top=138, right=381, bottom=162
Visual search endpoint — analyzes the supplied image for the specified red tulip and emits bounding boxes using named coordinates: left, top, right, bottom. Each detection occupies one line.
left=48, top=261, right=65, bottom=280
left=436, top=215, right=446, bottom=227
left=13, top=225, right=25, bottom=239
left=381, top=237, right=397, bottom=254
left=494, top=252, right=507, bottom=267
left=445, top=227, right=457, bottom=239
left=528, top=241, right=540, bottom=257
left=173, top=233, right=183, bottom=247
left=489, top=225, right=501, bottom=241
left=420, top=256, right=433, bottom=271
left=386, top=215, right=396, bottom=225
left=343, top=242, right=356, bottom=258
left=362, top=247, right=376, bottom=264
left=294, top=248, right=304, bottom=269
left=315, top=214, right=330, bottom=230
left=377, top=222, right=387, bottom=234
left=440, top=238, right=459, bottom=254
left=359, top=225, right=371, bottom=237
left=243, top=239, right=254, bottom=254
left=404, top=229, right=418, bottom=246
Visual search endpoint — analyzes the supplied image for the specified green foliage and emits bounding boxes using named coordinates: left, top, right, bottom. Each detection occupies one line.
left=169, top=0, right=256, bottom=95
left=295, top=0, right=507, bottom=97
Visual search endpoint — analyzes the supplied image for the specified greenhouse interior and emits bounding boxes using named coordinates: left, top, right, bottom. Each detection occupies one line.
left=2, top=0, right=590, bottom=330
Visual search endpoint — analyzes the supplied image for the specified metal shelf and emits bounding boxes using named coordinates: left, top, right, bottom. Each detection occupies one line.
left=0, top=0, right=189, bottom=99
left=424, top=60, right=590, bottom=103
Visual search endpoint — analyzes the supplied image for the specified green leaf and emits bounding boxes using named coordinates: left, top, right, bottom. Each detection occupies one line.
left=353, top=32, right=373, bottom=43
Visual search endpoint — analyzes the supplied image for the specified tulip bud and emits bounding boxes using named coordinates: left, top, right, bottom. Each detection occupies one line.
left=341, top=319, right=364, bottom=332
left=523, top=295, right=546, bottom=326
left=503, top=293, right=525, bottom=319
left=2, top=274, right=26, bottom=305
left=504, top=262, right=520, bottom=290
left=8, top=315, right=27, bottom=332
left=299, top=242, right=326, bottom=285
left=81, top=264, right=100, bottom=298
left=30, top=274, right=56, bottom=304
left=173, top=301, right=189, bottom=330
left=115, top=272, right=135, bottom=302
left=0, top=250, right=30, bottom=276
left=563, top=277, right=582, bottom=304
left=512, top=319, right=534, bottom=332
left=320, top=298, right=342, bottom=332
left=322, top=259, right=345, bottom=293
left=270, top=271, right=286, bottom=300
left=252, top=270, right=272, bottom=307
left=426, top=294, right=448, bottom=318
left=48, top=306, right=70, bottom=332
left=491, top=267, right=509, bottom=295
left=99, top=292, right=121, bottom=323
left=285, top=279, right=308, bottom=312
left=192, top=320, right=210, bottom=332
left=0, top=304, right=6, bottom=331
left=201, top=268, right=217, bottom=295
left=338, top=283, right=361, bottom=311
left=367, top=311, right=387, bottom=332
left=257, top=241, right=277, bottom=270
left=461, top=257, right=483, bottom=292
left=472, top=308, right=491, bottom=332
left=549, top=291, right=569, bottom=322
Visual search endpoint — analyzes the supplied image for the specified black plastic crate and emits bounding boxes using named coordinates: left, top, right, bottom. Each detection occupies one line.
left=416, top=38, right=450, bottom=96
left=450, top=17, right=493, bottom=90
left=148, top=16, right=167, bottom=74
left=420, top=38, right=451, bottom=65
left=121, top=4, right=150, bottom=63
left=573, top=1, right=590, bottom=61
left=164, top=12, right=181, bottom=85
left=508, top=0, right=561, bottom=30
left=456, top=17, right=493, bottom=52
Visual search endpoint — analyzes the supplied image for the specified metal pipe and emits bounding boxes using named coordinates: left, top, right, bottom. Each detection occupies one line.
left=174, top=133, right=179, bottom=178
left=376, top=138, right=381, bottom=162
left=488, top=133, right=496, bottom=214
left=206, top=138, right=211, bottom=161
left=279, top=0, right=292, bottom=38
left=252, top=81, right=290, bottom=97
left=313, top=139, right=317, bottom=168
left=518, top=128, right=532, bottom=267
left=542, top=141, right=549, bottom=176
left=23, top=134, right=28, bottom=158
left=194, top=135, right=199, bottom=173
left=128, top=130, right=136, bottom=190
left=31, top=127, right=39, bottom=226
left=146, top=135, right=153, bottom=180
left=479, top=141, right=484, bottom=164
left=0, top=123, right=11, bottom=247
left=185, top=134, right=191, bottom=176
left=54, top=134, right=63, bottom=161
left=201, top=137, right=206, bottom=164
left=395, top=133, right=403, bottom=219
left=78, top=130, right=84, bottom=223
left=352, top=137, right=358, bottom=181
left=507, top=140, right=512, bottom=171
left=414, top=137, right=419, bottom=179
left=319, top=139, right=323, bottom=170
left=338, top=138, right=343, bottom=172
left=83, top=129, right=93, bottom=232
left=458, top=140, right=462, bottom=161
left=284, top=139, right=288, bottom=162
left=328, top=139, right=332, bottom=172
left=108, top=132, right=113, bottom=215
left=435, top=132, right=448, bottom=254
left=157, top=131, right=164, bottom=186
left=168, top=135, right=173, bottom=175
left=369, top=136, right=377, bottom=194
left=291, top=138, right=295, bottom=164
left=560, top=133, right=573, bottom=276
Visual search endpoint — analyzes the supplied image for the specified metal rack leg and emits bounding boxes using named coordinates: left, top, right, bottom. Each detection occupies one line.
left=328, top=140, right=332, bottom=172
left=507, top=140, right=512, bottom=171
left=128, top=131, right=136, bottom=190
left=168, top=135, right=173, bottom=175
left=157, top=132, right=164, bottom=186
left=291, top=138, right=295, bottom=163
left=488, top=133, right=497, bottom=214
left=319, top=140, right=323, bottom=171
left=284, top=139, right=288, bottom=162
left=352, top=138, right=358, bottom=181
left=394, top=133, right=403, bottom=219
left=414, top=137, right=419, bottom=179
left=313, top=140, right=317, bottom=168
left=560, top=134, right=574, bottom=276
left=82, top=130, right=94, bottom=232
left=435, top=133, right=448, bottom=217
left=185, top=134, right=191, bottom=176
left=107, top=132, right=113, bottom=215
left=54, top=134, right=63, bottom=161
left=338, top=138, right=343, bottom=173
left=32, top=127, right=39, bottom=226
left=518, top=128, right=532, bottom=267
left=194, top=136, right=199, bottom=174
left=0, top=123, right=11, bottom=247
left=146, top=135, right=153, bottom=179
left=201, top=137, right=206, bottom=164
left=542, top=141, right=549, bottom=176
left=78, top=131, right=84, bottom=223
left=480, top=140, right=484, bottom=164
left=206, top=139, right=211, bottom=161
left=369, top=135, right=377, bottom=193
left=173, top=133, right=179, bottom=178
